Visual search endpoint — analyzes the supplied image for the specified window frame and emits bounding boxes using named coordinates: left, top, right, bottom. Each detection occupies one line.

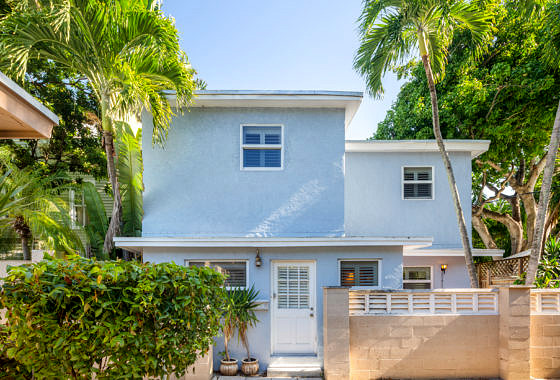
left=240, top=124, right=284, bottom=171
left=337, top=259, right=382, bottom=289
left=401, top=166, right=435, bottom=201
left=403, top=265, right=433, bottom=289
left=69, top=189, right=87, bottom=229
left=185, top=259, right=249, bottom=289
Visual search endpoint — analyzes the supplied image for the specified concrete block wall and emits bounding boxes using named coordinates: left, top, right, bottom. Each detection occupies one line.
left=349, top=315, right=499, bottom=379
left=531, top=314, right=560, bottom=379
left=324, top=287, right=559, bottom=380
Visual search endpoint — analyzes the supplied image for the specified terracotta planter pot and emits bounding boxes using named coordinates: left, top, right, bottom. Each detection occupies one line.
left=220, top=358, right=238, bottom=376
left=241, top=358, right=259, bottom=376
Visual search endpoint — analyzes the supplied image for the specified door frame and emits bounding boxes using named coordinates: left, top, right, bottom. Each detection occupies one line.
left=270, top=259, right=317, bottom=355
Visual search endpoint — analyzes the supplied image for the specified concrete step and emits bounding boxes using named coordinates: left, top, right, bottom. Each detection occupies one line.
left=266, top=356, right=322, bottom=378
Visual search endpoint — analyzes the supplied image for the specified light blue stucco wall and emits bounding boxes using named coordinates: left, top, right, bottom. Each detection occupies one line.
left=143, top=246, right=403, bottom=369
left=403, top=255, right=471, bottom=288
left=142, top=107, right=345, bottom=237
left=345, top=151, right=473, bottom=248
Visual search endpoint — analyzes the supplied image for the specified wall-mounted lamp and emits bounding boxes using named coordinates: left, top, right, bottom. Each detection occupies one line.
left=255, top=248, right=262, bottom=267
left=440, top=264, right=448, bottom=288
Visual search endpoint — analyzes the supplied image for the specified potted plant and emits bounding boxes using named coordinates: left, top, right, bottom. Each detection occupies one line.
left=235, top=285, right=260, bottom=376
left=219, top=290, right=238, bottom=375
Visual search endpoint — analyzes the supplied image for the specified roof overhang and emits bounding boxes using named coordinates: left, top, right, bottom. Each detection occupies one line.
left=167, top=90, right=363, bottom=129
left=0, top=71, right=58, bottom=139
left=115, top=236, right=433, bottom=253
left=345, top=139, right=491, bottom=159
left=403, top=247, right=504, bottom=257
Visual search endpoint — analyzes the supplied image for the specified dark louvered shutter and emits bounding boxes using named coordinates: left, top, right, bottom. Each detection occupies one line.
left=190, top=261, right=246, bottom=288
left=340, top=261, right=379, bottom=287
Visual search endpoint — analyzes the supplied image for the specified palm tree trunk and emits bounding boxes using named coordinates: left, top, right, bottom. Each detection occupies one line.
left=418, top=32, right=478, bottom=287
left=526, top=99, right=560, bottom=284
left=101, top=95, right=122, bottom=255
left=21, top=234, right=31, bottom=261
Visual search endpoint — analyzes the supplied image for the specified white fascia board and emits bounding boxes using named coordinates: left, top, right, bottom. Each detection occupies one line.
left=345, top=140, right=491, bottom=159
left=0, top=71, right=59, bottom=124
left=115, top=236, right=433, bottom=251
left=403, top=248, right=504, bottom=257
left=165, top=90, right=363, bottom=129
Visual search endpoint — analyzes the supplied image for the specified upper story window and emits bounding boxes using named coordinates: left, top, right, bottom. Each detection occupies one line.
left=403, top=167, right=433, bottom=200
left=340, top=260, right=379, bottom=287
left=241, top=125, right=283, bottom=170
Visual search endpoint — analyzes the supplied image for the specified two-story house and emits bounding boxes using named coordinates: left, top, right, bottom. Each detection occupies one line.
left=115, top=90, right=501, bottom=374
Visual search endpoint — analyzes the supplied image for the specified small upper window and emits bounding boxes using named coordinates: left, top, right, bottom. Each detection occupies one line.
left=241, top=125, right=282, bottom=169
left=403, top=167, right=433, bottom=200
left=188, top=260, right=248, bottom=288
left=340, top=260, right=379, bottom=287
left=403, top=266, right=432, bottom=289
left=69, top=189, right=87, bottom=229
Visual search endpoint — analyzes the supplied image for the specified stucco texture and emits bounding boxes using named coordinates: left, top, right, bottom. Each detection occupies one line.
left=142, top=107, right=345, bottom=238
left=345, top=151, right=473, bottom=248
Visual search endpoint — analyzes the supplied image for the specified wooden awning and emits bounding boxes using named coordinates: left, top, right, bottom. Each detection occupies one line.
left=0, top=71, right=58, bottom=139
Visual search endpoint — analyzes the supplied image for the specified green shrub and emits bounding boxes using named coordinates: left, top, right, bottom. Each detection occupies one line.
left=0, top=255, right=225, bottom=379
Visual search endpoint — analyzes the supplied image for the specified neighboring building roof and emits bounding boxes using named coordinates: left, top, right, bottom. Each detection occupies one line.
left=166, top=89, right=363, bottom=128
left=345, top=139, right=491, bottom=158
left=115, top=236, right=432, bottom=253
left=0, top=71, right=59, bottom=139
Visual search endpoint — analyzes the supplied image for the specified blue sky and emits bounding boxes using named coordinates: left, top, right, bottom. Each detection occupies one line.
left=162, top=0, right=404, bottom=140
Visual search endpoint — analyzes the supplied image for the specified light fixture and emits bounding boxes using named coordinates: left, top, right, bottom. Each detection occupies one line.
left=440, top=264, right=448, bottom=288
left=255, top=248, right=262, bottom=267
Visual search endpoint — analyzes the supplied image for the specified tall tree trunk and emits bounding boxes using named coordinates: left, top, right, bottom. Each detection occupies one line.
left=21, top=235, right=31, bottom=261
left=419, top=32, right=478, bottom=287
left=101, top=95, right=122, bottom=255
left=526, top=100, right=560, bottom=284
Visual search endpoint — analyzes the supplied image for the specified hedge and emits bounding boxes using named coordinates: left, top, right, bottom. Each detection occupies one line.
left=0, top=255, right=225, bottom=379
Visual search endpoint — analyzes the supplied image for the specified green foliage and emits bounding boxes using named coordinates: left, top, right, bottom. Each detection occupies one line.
left=81, top=181, right=109, bottom=259
left=516, top=237, right=560, bottom=287
left=374, top=2, right=559, bottom=167
left=0, top=149, right=83, bottom=256
left=220, top=286, right=260, bottom=361
left=232, top=285, right=260, bottom=360
left=0, top=255, right=226, bottom=379
left=0, top=61, right=105, bottom=179
left=354, top=0, right=493, bottom=97
left=115, top=122, right=143, bottom=238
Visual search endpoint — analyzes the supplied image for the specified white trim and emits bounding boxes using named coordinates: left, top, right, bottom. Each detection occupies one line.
left=403, top=265, right=433, bottom=289
left=114, top=236, right=434, bottom=252
left=338, top=258, right=383, bottom=289
left=401, top=166, right=434, bottom=201
left=345, top=140, right=491, bottom=158
left=403, top=248, right=504, bottom=257
left=240, top=124, right=284, bottom=171
left=185, top=259, right=249, bottom=289
left=166, top=90, right=363, bottom=129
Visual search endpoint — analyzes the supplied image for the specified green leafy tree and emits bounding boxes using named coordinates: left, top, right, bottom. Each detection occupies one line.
left=1, top=255, right=226, bottom=379
left=0, top=61, right=105, bottom=180
left=525, top=0, right=560, bottom=284
left=354, top=0, right=492, bottom=286
left=373, top=2, right=560, bottom=259
left=0, top=0, right=196, bottom=256
left=0, top=150, right=83, bottom=258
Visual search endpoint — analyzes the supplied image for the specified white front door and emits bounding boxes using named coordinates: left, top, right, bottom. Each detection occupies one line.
left=271, top=261, right=316, bottom=354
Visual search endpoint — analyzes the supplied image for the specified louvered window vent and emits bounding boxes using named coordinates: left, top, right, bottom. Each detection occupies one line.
left=403, top=167, right=433, bottom=200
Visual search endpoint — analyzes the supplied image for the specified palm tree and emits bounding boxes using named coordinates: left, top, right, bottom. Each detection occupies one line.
left=0, top=153, right=83, bottom=258
left=0, top=0, right=195, bottom=255
left=354, top=0, right=492, bottom=287
left=525, top=0, right=560, bottom=284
